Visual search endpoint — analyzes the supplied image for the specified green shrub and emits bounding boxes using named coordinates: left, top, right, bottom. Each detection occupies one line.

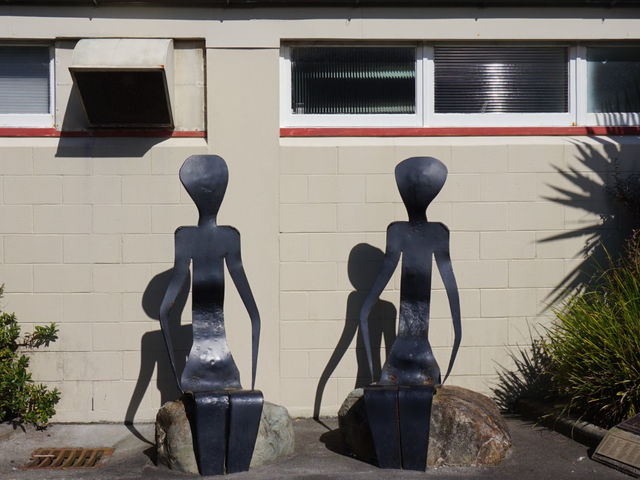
left=0, top=285, right=60, bottom=426
left=544, top=232, right=640, bottom=428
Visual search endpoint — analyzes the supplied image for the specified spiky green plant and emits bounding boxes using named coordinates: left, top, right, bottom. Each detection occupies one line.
left=545, top=233, right=640, bottom=428
left=492, top=336, right=555, bottom=413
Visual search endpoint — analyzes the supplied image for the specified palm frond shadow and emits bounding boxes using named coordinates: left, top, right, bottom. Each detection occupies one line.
left=494, top=135, right=640, bottom=415
left=539, top=137, right=639, bottom=307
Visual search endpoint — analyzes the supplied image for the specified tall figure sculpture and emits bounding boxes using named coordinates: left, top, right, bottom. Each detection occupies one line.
left=159, top=155, right=263, bottom=475
left=360, top=156, right=462, bottom=471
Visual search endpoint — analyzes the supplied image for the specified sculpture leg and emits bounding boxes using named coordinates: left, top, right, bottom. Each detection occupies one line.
left=398, top=385, right=434, bottom=471
left=193, top=391, right=229, bottom=475
left=227, top=390, right=264, bottom=473
left=363, top=385, right=401, bottom=469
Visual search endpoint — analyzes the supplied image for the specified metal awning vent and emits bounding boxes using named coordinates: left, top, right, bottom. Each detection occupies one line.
left=23, top=447, right=115, bottom=469
left=70, top=38, right=175, bottom=128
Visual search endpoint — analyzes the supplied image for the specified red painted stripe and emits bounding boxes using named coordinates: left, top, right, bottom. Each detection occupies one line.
left=6, top=126, right=639, bottom=139
left=0, top=128, right=60, bottom=137
left=0, top=128, right=206, bottom=138
left=280, top=126, right=640, bottom=137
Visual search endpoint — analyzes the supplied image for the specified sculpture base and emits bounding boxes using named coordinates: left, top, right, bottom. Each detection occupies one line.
left=364, top=384, right=434, bottom=470
left=339, top=385, right=511, bottom=467
left=156, top=397, right=295, bottom=475
left=190, top=390, right=263, bottom=475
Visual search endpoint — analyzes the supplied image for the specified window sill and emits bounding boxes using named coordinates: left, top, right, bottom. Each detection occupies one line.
left=280, top=126, right=640, bottom=137
left=0, top=128, right=206, bottom=138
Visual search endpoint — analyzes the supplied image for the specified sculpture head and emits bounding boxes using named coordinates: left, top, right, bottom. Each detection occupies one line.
left=180, top=155, right=229, bottom=220
left=395, top=157, right=447, bottom=220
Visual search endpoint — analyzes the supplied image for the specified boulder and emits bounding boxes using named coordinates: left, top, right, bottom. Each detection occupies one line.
left=338, top=385, right=511, bottom=467
left=156, top=398, right=295, bottom=474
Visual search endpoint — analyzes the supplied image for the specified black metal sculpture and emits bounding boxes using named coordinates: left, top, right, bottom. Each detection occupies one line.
left=360, top=156, right=462, bottom=471
left=159, top=154, right=263, bottom=475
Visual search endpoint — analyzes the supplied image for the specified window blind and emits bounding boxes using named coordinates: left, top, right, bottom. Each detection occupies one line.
left=434, top=46, right=568, bottom=114
left=0, top=46, right=50, bottom=115
left=290, top=46, right=416, bottom=115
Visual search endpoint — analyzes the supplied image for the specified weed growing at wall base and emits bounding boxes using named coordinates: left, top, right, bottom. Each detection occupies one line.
left=0, top=285, right=60, bottom=426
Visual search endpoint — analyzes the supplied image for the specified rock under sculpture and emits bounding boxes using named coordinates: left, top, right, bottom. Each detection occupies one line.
left=359, top=156, right=462, bottom=471
left=156, top=400, right=295, bottom=474
left=159, top=154, right=263, bottom=475
left=339, top=386, right=512, bottom=467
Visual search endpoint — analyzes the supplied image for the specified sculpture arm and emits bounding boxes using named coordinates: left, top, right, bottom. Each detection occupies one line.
left=434, top=231, right=461, bottom=385
left=159, top=228, right=191, bottom=394
left=359, top=226, right=401, bottom=383
left=225, top=230, right=261, bottom=390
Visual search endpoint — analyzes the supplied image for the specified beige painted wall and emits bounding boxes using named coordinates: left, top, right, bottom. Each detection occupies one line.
left=279, top=135, right=638, bottom=416
left=0, top=5, right=638, bottom=421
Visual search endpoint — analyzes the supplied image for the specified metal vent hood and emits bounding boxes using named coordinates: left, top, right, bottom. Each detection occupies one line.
left=70, top=38, right=174, bottom=128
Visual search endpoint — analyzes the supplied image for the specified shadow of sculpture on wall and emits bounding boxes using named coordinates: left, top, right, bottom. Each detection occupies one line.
left=540, top=137, right=640, bottom=306
left=313, top=243, right=397, bottom=420
left=124, top=268, right=192, bottom=444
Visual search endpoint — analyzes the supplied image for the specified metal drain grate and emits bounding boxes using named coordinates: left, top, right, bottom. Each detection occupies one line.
left=23, top=447, right=114, bottom=469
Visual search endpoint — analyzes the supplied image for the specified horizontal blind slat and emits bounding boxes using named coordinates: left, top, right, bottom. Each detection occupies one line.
left=434, top=46, right=568, bottom=114
left=0, top=46, right=50, bottom=114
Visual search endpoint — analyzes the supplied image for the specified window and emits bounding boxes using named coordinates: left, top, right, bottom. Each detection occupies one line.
left=428, top=45, right=573, bottom=127
left=433, top=46, right=568, bottom=113
left=0, top=45, right=54, bottom=128
left=280, top=45, right=422, bottom=127
left=578, top=45, right=640, bottom=126
left=291, top=46, right=416, bottom=114
left=281, top=43, right=640, bottom=129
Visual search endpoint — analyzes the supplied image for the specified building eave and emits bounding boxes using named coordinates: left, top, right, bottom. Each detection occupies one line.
left=2, top=0, right=640, bottom=7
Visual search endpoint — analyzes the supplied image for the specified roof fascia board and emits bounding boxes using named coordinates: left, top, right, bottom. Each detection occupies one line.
left=3, top=0, right=640, bottom=7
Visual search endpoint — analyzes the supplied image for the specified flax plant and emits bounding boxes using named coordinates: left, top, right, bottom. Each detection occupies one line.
left=545, top=233, right=640, bottom=428
left=492, top=336, right=554, bottom=413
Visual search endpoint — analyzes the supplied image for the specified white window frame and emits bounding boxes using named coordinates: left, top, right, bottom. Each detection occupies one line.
left=426, top=44, right=577, bottom=128
left=0, top=44, right=55, bottom=128
left=280, top=44, right=423, bottom=128
left=280, top=42, right=640, bottom=128
left=576, top=44, right=640, bottom=127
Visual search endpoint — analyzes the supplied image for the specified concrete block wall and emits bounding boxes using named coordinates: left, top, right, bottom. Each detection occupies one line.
left=1, top=45, right=282, bottom=424
left=279, top=137, right=635, bottom=417
left=1, top=139, right=209, bottom=422
left=3, top=134, right=630, bottom=421
left=0, top=37, right=210, bottom=422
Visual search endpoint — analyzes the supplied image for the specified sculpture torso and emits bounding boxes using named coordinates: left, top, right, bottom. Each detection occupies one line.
left=178, top=223, right=242, bottom=392
left=379, top=221, right=448, bottom=386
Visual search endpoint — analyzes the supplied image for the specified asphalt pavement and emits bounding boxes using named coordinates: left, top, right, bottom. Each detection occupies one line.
left=0, top=416, right=631, bottom=479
